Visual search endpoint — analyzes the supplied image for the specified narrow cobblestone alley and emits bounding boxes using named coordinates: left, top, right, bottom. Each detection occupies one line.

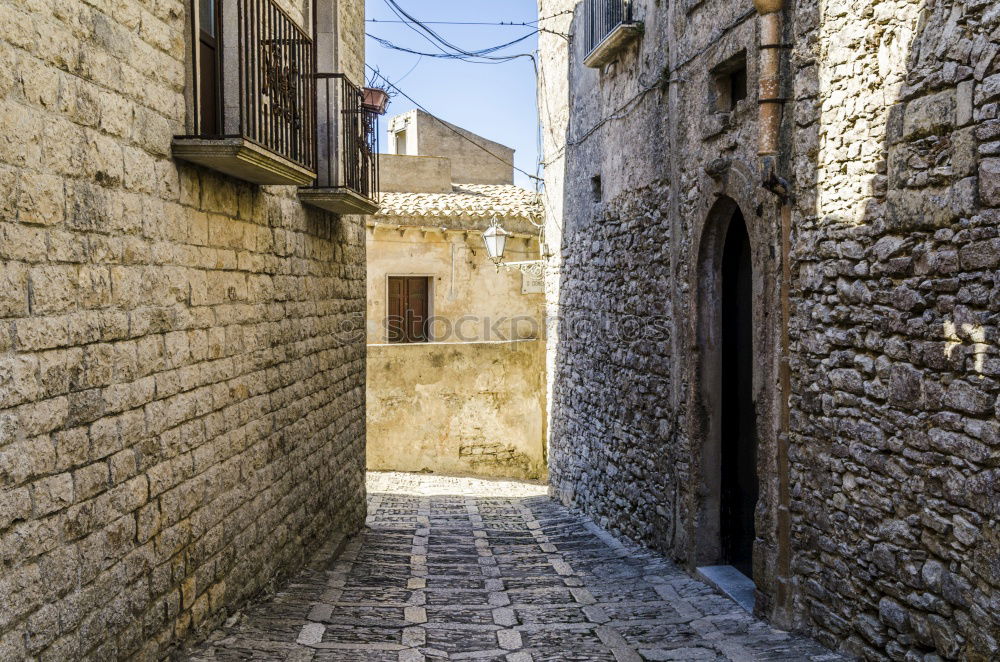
left=186, top=474, right=842, bottom=661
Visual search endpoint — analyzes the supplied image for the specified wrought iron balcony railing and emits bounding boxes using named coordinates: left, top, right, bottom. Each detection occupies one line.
left=583, top=0, right=642, bottom=68
left=173, top=0, right=317, bottom=185
left=235, top=0, right=316, bottom=171
left=299, top=74, right=380, bottom=215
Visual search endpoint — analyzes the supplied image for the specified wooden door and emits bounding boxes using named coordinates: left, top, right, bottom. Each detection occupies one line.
left=719, top=210, right=758, bottom=580
left=387, top=277, right=430, bottom=343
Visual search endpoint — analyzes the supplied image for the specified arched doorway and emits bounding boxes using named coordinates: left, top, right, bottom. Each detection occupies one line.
left=719, top=208, right=757, bottom=579
left=692, top=198, right=761, bottom=596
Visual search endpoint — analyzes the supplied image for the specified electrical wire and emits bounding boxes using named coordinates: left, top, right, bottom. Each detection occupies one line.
left=378, top=0, right=554, bottom=63
left=393, top=55, right=423, bottom=84
left=367, top=31, right=538, bottom=63
left=366, top=64, right=541, bottom=184
left=368, top=19, right=540, bottom=27
left=540, top=8, right=757, bottom=165
left=365, top=9, right=573, bottom=28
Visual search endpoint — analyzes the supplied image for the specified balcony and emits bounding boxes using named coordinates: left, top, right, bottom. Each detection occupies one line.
left=298, top=74, right=380, bottom=215
left=583, top=0, right=643, bottom=69
left=172, top=0, right=317, bottom=185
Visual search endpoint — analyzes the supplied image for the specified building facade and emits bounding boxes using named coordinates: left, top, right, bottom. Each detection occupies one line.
left=365, top=111, right=547, bottom=480
left=539, top=0, right=999, bottom=659
left=0, top=0, right=374, bottom=659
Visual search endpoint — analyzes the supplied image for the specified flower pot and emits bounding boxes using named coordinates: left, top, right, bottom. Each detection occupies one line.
left=362, top=87, right=390, bottom=115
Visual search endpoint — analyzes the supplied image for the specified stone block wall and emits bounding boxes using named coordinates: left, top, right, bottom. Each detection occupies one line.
left=539, top=0, right=999, bottom=658
left=0, top=0, right=367, bottom=659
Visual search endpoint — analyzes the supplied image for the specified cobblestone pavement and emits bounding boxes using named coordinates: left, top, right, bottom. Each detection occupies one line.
left=186, top=473, right=843, bottom=661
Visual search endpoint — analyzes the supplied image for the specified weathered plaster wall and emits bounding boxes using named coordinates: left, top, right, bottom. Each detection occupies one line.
left=366, top=339, right=547, bottom=479
left=378, top=154, right=453, bottom=194
left=387, top=109, right=517, bottom=185
left=0, top=1, right=367, bottom=659
left=540, top=0, right=1000, bottom=658
left=366, top=225, right=543, bottom=345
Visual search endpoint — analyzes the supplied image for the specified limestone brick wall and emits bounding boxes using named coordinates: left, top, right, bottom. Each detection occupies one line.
left=787, top=0, right=1000, bottom=658
left=338, top=0, right=365, bottom=86
left=0, top=0, right=367, bottom=660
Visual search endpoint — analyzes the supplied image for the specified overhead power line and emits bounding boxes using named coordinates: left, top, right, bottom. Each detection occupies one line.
left=376, top=0, right=552, bottom=63
left=368, top=19, right=539, bottom=27
left=365, top=64, right=541, bottom=184
left=367, top=31, right=537, bottom=64
left=366, top=9, right=573, bottom=27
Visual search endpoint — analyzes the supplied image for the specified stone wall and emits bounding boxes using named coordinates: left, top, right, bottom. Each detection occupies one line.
left=366, top=339, right=547, bottom=479
left=387, top=109, right=517, bottom=185
left=0, top=1, right=367, bottom=659
left=787, top=0, right=1000, bottom=658
left=378, top=154, right=453, bottom=193
left=539, top=0, right=1000, bottom=659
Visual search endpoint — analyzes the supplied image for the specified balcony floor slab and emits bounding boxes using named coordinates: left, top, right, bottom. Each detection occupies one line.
left=299, top=187, right=379, bottom=215
left=583, top=22, right=644, bottom=68
left=172, top=137, right=316, bottom=186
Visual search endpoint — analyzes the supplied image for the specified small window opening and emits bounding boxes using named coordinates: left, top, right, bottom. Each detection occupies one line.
left=591, top=175, right=602, bottom=202
left=712, top=52, right=748, bottom=113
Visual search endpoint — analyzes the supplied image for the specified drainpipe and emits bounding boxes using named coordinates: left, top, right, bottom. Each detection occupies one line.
left=754, top=0, right=789, bottom=197
left=754, top=0, right=793, bottom=626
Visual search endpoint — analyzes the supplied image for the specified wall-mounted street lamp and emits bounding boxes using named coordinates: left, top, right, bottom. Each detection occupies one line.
left=482, top=217, right=546, bottom=278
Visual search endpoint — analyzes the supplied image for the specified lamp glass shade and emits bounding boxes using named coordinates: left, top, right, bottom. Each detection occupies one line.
left=482, top=219, right=509, bottom=263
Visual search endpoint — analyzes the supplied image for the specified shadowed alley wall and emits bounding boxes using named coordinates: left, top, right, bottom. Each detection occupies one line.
left=539, top=0, right=999, bottom=658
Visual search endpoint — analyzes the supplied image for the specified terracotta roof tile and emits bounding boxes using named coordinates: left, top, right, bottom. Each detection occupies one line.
left=376, top=184, right=542, bottom=220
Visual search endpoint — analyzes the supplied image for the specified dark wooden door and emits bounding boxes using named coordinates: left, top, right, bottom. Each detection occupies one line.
left=198, top=0, right=220, bottom=135
left=719, top=209, right=758, bottom=580
left=387, top=277, right=430, bottom=343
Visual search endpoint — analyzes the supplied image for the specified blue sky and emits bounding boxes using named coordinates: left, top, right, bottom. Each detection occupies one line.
left=364, top=0, right=540, bottom=188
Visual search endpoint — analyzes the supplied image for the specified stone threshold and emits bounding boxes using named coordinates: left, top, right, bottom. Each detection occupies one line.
left=696, top=565, right=756, bottom=613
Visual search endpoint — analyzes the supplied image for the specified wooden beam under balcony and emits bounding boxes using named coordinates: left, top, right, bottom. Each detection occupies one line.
left=299, top=187, right=379, bottom=215
left=172, top=137, right=317, bottom=186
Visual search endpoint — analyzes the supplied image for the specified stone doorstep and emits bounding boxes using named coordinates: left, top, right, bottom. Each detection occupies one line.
left=695, top=565, right=756, bottom=613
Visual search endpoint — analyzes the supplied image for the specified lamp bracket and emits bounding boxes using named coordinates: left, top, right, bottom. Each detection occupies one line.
left=499, top=260, right=546, bottom=278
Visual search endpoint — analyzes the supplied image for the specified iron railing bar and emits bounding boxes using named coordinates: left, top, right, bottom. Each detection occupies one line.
left=585, top=0, right=632, bottom=56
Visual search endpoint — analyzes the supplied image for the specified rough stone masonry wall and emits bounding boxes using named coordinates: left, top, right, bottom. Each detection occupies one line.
left=787, top=0, right=1000, bottom=658
left=540, top=0, right=770, bottom=562
left=0, top=1, right=367, bottom=660
left=540, top=0, right=1000, bottom=658
left=540, top=0, right=678, bottom=549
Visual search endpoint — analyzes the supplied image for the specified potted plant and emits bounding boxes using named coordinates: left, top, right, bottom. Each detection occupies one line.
left=362, top=87, right=391, bottom=115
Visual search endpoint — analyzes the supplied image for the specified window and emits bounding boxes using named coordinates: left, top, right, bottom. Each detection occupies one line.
left=387, top=277, right=430, bottom=343
left=197, top=0, right=220, bottom=135
left=174, top=0, right=318, bottom=186
left=394, top=130, right=407, bottom=155
left=713, top=53, right=748, bottom=113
